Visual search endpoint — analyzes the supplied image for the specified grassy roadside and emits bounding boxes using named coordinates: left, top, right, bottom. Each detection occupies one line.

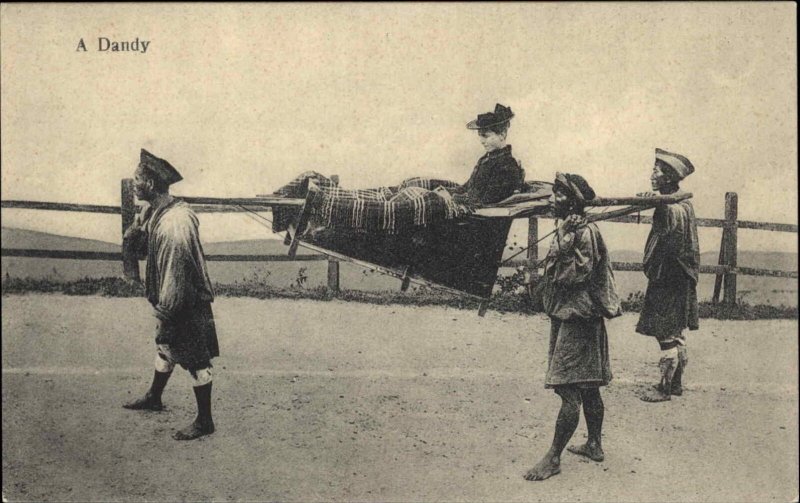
left=1, top=276, right=797, bottom=320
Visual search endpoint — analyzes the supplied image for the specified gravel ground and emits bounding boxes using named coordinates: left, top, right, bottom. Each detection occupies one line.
left=2, top=294, right=798, bottom=502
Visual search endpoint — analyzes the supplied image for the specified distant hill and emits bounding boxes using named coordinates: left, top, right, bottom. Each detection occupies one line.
left=4, top=227, right=797, bottom=269
left=1, top=227, right=120, bottom=253
left=203, top=238, right=315, bottom=256
left=608, top=249, right=797, bottom=272
left=2, top=227, right=796, bottom=305
left=5, top=227, right=796, bottom=270
left=1, top=228, right=124, bottom=280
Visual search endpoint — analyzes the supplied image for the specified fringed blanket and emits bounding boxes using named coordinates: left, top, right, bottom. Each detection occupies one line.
left=272, top=172, right=527, bottom=234
left=307, top=181, right=466, bottom=234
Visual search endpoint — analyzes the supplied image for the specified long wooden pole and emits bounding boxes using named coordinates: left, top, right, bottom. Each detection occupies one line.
left=585, top=193, right=693, bottom=207
left=180, top=196, right=304, bottom=207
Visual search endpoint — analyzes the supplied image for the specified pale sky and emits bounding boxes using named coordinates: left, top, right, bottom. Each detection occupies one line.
left=1, top=3, right=797, bottom=253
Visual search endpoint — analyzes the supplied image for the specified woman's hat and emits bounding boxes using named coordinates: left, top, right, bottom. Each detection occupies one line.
left=466, top=103, right=514, bottom=130
left=655, top=148, right=695, bottom=181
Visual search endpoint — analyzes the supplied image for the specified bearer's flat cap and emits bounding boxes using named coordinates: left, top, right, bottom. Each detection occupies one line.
left=139, top=149, right=183, bottom=186
left=655, top=148, right=695, bottom=181
left=466, top=103, right=515, bottom=130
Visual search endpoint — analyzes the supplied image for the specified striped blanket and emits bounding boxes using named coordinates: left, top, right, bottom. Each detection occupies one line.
left=271, top=171, right=337, bottom=233
left=272, top=172, right=468, bottom=234
left=271, top=172, right=552, bottom=234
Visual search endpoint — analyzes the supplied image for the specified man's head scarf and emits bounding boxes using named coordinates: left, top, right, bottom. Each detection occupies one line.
left=655, top=148, right=695, bottom=182
left=554, top=172, right=596, bottom=203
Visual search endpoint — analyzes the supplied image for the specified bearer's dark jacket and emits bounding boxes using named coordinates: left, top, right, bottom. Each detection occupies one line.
left=127, top=197, right=219, bottom=369
left=636, top=197, right=700, bottom=338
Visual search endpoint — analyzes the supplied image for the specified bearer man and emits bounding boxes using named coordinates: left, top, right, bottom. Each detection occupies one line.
left=525, top=173, right=622, bottom=481
left=122, top=149, right=220, bottom=440
left=637, top=148, right=699, bottom=402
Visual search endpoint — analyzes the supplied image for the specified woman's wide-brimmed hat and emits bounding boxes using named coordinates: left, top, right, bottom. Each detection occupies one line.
left=466, top=103, right=514, bottom=130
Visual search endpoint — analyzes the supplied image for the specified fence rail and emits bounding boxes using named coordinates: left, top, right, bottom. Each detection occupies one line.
left=0, top=249, right=329, bottom=262
left=2, top=182, right=798, bottom=303
left=504, top=259, right=797, bottom=278
left=539, top=212, right=799, bottom=232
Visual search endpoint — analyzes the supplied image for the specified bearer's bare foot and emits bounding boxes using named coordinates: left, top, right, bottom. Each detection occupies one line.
left=640, top=388, right=671, bottom=402
left=651, top=383, right=683, bottom=396
left=122, top=394, right=163, bottom=411
left=172, top=419, right=215, bottom=440
left=524, top=455, right=561, bottom=481
left=567, top=442, right=604, bottom=462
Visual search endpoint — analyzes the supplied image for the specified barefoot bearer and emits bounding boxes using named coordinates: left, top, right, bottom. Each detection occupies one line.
left=637, top=148, right=699, bottom=402
left=122, top=149, right=220, bottom=440
left=525, top=173, right=621, bottom=482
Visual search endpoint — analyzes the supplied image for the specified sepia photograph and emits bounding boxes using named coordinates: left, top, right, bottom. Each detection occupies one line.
left=1, top=3, right=797, bottom=502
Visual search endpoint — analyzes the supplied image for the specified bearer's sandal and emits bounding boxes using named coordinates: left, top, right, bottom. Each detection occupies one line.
left=640, top=388, right=671, bottom=402
left=652, top=383, right=684, bottom=396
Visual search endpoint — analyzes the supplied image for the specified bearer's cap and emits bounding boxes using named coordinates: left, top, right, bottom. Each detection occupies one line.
left=466, top=103, right=514, bottom=130
left=139, top=149, right=183, bottom=186
left=655, top=148, right=695, bottom=181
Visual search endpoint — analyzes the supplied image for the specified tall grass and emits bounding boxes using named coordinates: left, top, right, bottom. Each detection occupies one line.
left=2, top=275, right=797, bottom=320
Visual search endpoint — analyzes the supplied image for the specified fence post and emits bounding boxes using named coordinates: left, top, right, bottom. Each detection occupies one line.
left=121, top=178, right=140, bottom=281
left=527, top=217, right=539, bottom=275
left=526, top=217, right=540, bottom=305
left=722, top=192, right=738, bottom=305
left=327, top=173, right=340, bottom=292
left=327, top=259, right=340, bottom=293
left=712, top=227, right=727, bottom=304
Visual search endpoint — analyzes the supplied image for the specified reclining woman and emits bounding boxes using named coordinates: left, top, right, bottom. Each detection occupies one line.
left=450, top=103, right=526, bottom=208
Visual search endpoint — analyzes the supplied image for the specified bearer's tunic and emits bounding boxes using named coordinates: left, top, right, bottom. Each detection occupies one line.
left=142, top=198, right=219, bottom=370
left=541, top=221, right=621, bottom=388
left=635, top=199, right=700, bottom=340
left=451, top=145, right=525, bottom=206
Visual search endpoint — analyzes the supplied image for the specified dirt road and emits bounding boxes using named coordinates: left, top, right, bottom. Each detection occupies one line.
left=2, top=294, right=798, bottom=502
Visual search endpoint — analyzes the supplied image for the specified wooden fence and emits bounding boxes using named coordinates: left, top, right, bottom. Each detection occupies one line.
left=2, top=179, right=797, bottom=305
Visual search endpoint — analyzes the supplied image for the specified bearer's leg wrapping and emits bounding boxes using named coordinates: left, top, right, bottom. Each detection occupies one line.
left=189, top=366, right=213, bottom=387
left=154, top=344, right=177, bottom=373
left=671, top=343, right=688, bottom=395
left=173, top=364, right=215, bottom=441
left=641, top=347, right=678, bottom=403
